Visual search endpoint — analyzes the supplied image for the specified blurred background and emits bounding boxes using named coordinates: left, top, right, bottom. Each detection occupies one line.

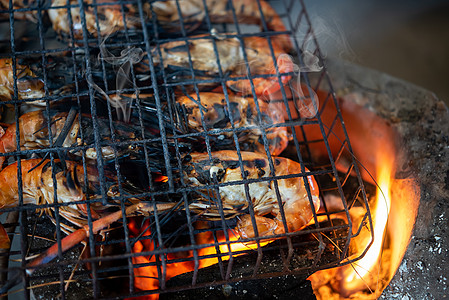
left=303, top=0, right=449, bottom=105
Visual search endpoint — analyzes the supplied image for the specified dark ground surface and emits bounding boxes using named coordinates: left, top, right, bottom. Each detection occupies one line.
left=160, top=275, right=316, bottom=300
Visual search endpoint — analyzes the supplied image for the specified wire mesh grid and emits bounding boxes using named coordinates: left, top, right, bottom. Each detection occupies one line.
left=0, top=0, right=373, bottom=298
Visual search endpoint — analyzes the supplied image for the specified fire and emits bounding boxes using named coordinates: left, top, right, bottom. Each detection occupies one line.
left=341, top=150, right=392, bottom=295
left=128, top=219, right=271, bottom=299
left=153, top=175, right=168, bottom=183
left=308, top=141, right=396, bottom=299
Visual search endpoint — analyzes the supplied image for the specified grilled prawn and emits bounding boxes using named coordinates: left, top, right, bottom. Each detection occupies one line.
left=0, top=0, right=38, bottom=21
left=0, top=58, right=45, bottom=105
left=153, top=35, right=293, bottom=96
left=49, top=0, right=143, bottom=40
left=153, top=0, right=291, bottom=51
left=177, top=92, right=288, bottom=155
left=0, top=158, right=171, bottom=228
left=0, top=159, right=99, bottom=230
left=0, top=157, right=177, bottom=292
left=184, top=151, right=320, bottom=239
left=0, top=110, right=143, bottom=169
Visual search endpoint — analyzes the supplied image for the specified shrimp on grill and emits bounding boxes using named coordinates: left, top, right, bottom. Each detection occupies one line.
left=49, top=0, right=143, bottom=40
left=0, top=158, right=174, bottom=230
left=0, top=58, right=45, bottom=105
left=153, top=35, right=293, bottom=96
left=183, top=151, right=320, bottom=239
left=0, top=158, right=175, bottom=291
left=0, top=0, right=38, bottom=22
left=0, top=109, right=147, bottom=169
left=152, top=0, right=291, bottom=51
left=0, top=159, right=97, bottom=231
left=0, top=110, right=77, bottom=168
left=176, top=92, right=288, bottom=155
left=3, top=0, right=144, bottom=40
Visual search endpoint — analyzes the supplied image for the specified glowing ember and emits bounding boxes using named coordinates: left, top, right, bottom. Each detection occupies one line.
left=128, top=219, right=272, bottom=299
left=153, top=175, right=168, bottom=183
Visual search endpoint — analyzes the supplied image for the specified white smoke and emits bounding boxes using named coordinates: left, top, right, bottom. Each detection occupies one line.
left=263, top=53, right=322, bottom=120
left=96, top=34, right=144, bottom=122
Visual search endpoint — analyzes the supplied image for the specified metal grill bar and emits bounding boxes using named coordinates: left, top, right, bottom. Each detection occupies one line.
left=0, top=0, right=374, bottom=298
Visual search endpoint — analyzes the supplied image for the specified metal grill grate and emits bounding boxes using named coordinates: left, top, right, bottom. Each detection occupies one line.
left=0, top=0, right=373, bottom=298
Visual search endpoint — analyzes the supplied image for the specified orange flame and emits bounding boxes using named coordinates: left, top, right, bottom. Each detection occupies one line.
left=341, top=150, right=392, bottom=295
left=153, top=175, right=168, bottom=183
left=308, top=145, right=395, bottom=299
left=297, top=88, right=420, bottom=299
left=128, top=219, right=271, bottom=300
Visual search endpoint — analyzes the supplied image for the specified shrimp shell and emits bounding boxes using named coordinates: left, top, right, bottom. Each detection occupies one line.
left=49, top=0, right=143, bottom=40
left=0, top=159, right=84, bottom=207
left=184, top=151, right=320, bottom=238
left=0, top=0, right=38, bottom=21
left=0, top=158, right=127, bottom=234
left=0, top=110, right=147, bottom=169
left=153, top=0, right=291, bottom=51
left=153, top=35, right=292, bottom=95
left=0, top=58, right=45, bottom=104
left=177, top=92, right=288, bottom=155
